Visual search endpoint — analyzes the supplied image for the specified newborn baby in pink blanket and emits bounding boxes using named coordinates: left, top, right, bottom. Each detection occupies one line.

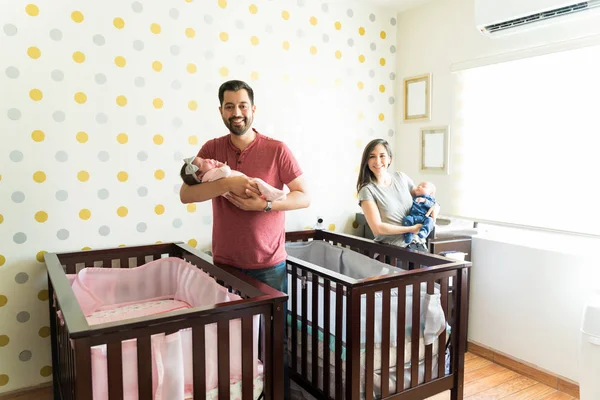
left=180, top=156, right=286, bottom=201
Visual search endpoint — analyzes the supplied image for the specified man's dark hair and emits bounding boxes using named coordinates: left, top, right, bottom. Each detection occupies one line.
left=180, top=163, right=201, bottom=186
left=218, top=80, right=254, bottom=106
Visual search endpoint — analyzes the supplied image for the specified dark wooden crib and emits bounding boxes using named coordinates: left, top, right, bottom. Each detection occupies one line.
left=45, top=242, right=287, bottom=400
left=285, top=230, right=471, bottom=400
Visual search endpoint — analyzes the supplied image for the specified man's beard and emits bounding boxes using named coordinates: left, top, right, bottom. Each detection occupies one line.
left=225, top=116, right=253, bottom=136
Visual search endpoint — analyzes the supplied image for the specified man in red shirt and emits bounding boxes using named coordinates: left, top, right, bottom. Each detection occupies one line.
left=180, top=80, right=310, bottom=397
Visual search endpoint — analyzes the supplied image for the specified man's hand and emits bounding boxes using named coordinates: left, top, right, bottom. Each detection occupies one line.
left=226, top=175, right=260, bottom=198
left=225, top=189, right=267, bottom=211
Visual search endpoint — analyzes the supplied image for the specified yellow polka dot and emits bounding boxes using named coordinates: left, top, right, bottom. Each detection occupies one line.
left=74, top=92, right=87, bottom=104
left=250, top=36, right=259, bottom=45
left=187, top=63, right=197, bottom=74
left=358, top=54, right=365, bottom=63
left=185, top=0, right=193, bottom=3
left=77, top=171, right=89, bottom=182
left=117, top=171, right=128, bottom=182
left=40, top=366, right=52, bottom=377
left=379, top=85, right=386, bottom=93
left=117, top=133, right=128, bottom=144
left=358, top=111, right=364, bottom=120
left=153, top=134, right=164, bottom=145
left=116, top=95, right=127, bottom=107
left=152, top=61, right=163, bottom=72
left=155, top=205, right=165, bottom=215
left=71, top=11, right=84, bottom=23
left=0, top=374, right=8, bottom=386
left=0, top=214, right=3, bottom=224
left=334, top=78, right=342, bottom=87
left=72, top=51, right=85, bottom=63
left=380, top=58, right=386, bottom=66
left=250, top=71, right=259, bottom=80
left=379, top=113, right=385, bottom=121
left=186, top=204, right=196, bottom=213
left=188, top=239, right=198, bottom=247
left=282, top=10, right=290, bottom=20
left=218, top=0, right=227, bottom=8
left=118, top=244, right=126, bottom=247
left=155, top=241, right=162, bottom=244
left=356, top=139, right=363, bottom=149
left=188, top=136, right=198, bottom=145
left=328, top=223, right=336, bottom=231
left=38, top=290, right=49, bottom=301
left=26, top=4, right=39, bottom=16
left=36, top=250, right=47, bottom=263
left=39, top=326, right=50, bottom=338
left=117, top=206, right=128, bottom=217
left=219, top=32, right=229, bottom=42
left=113, top=17, right=125, bottom=29
left=76, top=131, right=88, bottom=143
left=28, top=46, right=41, bottom=59
left=310, top=16, right=318, bottom=26
left=357, top=81, right=364, bottom=90
left=334, top=21, right=342, bottom=30
left=150, top=23, right=161, bottom=34
left=282, top=74, right=290, bottom=83
left=282, top=41, right=290, bottom=50
left=309, top=46, right=317, bottom=55
left=0, top=335, right=9, bottom=347
left=185, top=27, right=195, bottom=38
left=249, top=4, right=258, bottom=14
left=335, top=50, right=342, bottom=59
left=219, top=67, right=229, bottom=77
left=33, top=171, right=46, bottom=183
left=29, top=89, right=43, bottom=101
left=79, top=209, right=91, bottom=220
left=154, top=170, right=165, bottom=180
left=380, top=31, right=387, bottom=39
left=31, top=130, right=45, bottom=142
left=358, top=27, right=365, bottom=36
left=35, top=211, right=48, bottom=222
left=153, top=98, right=164, bottom=109
left=0, top=255, right=5, bottom=267
left=81, top=246, right=92, bottom=251
left=114, top=56, right=126, bottom=67
left=188, top=100, right=198, bottom=111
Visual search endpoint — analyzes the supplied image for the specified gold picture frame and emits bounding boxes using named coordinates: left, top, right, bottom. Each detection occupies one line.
left=403, top=73, right=431, bottom=121
left=420, top=126, right=449, bottom=174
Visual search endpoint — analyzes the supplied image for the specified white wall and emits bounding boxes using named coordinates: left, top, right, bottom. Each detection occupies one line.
left=394, top=0, right=600, bottom=382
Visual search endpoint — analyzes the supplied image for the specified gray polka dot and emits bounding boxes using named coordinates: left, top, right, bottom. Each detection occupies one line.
left=49, top=29, right=63, bottom=41
left=137, top=187, right=148, bottom=197
left=96, top=113, right=108, bottom=124
left=95, top=73, right=107, bottom=85
left=297, top=29, right=305, bottom=38
left=134, top=77, right=145, bottom=87
left=136, top=222, right=147, bottom=233
left=136, top=115, right=147, bottom=125
left=55, top=151, right=68, bottom=162
left=13, top=232, right=27, bottom=244
left=369, top=70, right=375, bottom=78
left=389, top=45, right=397, bottom=55
left=204, top=14, right=213, bottom=24
left=389, top=72, right=396, bottom=80
left=173, top=151, right=183, bottom=161
left=390, top=17, right=397, bottom=26
left=15, top=272, right=29, bottom=284
left=321, top=3, right=329, bottom=12
left=56, top=229, right=69, bottom=240
left=347, top=38, right=354, bottom=47
left=16, top=312, right=30, bottom=323
left=137, top=151, right=148, bottom=161
left=322, top=34, right=329, bottom=43
left=93, top=34, right=105, bottom=46
left=6, top=66, right=19, bottom=79
left=3, top=24, right=17, bottom=36
left=235, top=20, right=245, bottom=29
left=297, top=0, right=305, bottom=6
left=235, top=55, right=246, bottom=65
left=388, top=97, right=395, bottom=105
left=265, top=24, right=273, bottom=34
left=10, top=150, right=23, bottom=162
left=346, top=9, right=354, bottom=18
left=173, top=218, right=183, bottom=228
left=19, top=350, right=32, bottom=362
left=171, top=80, right=181, bottom=90
left=99, top=225, right=110, bottom=236
left=8, top=108, right=21, bottom=120
left=55, top=190, right=68, bottom=201
left=52, top=111, right=65, bottom=122
left=51, top=70, right=64, bottom=82
left=169, top=8, right=179, bottom=19
left=369, top=14, right=376, bottom=22
left=368, top=95, right=374, bottom=103
left=170, top=45, right=180, bottom=56
left=133, top=40, right=144, bottom=51
left=97, top=188, right=109, bottom=200
left=202, top=216, right=212, bottom=225
left=132, top=1, right=143, bottom=13
left=388, top=129, right=394, bottom=137
left=204, top=51, right=214, bottom=61
left=98, top=151, right=110, bottom=162
left=172, top=117, right=183, bottom=128
left=173, top=183, right=181, bottom=194
left=11, top=191, right=25, bottom=203
left=370, top=43, right=376, bottom=51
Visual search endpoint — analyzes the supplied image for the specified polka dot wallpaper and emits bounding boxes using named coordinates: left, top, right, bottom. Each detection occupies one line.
left=0, top=0, right=397, bottom=392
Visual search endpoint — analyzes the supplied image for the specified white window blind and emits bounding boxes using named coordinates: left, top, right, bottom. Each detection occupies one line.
left=451, top=45, right=600, bottom=236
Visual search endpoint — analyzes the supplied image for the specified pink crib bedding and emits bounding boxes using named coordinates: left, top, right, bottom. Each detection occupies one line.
left=66, top=257, right=260, bottom=400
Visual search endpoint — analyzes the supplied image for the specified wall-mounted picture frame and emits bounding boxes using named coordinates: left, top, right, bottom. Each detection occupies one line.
left=403, top=73, right=431, bottom=121
left=421, top=126, right=449, bottom=174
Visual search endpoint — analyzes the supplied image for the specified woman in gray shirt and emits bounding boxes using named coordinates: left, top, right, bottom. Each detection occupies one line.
left=357, top=139, right=439, bottom=249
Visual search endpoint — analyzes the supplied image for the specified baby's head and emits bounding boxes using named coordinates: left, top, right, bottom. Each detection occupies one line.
left=180, top=157, right=223, bottom=185
left=414, top=181, right=436, bottom=197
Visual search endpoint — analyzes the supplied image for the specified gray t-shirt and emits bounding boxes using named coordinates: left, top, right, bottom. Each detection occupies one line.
left=358, top=172, right=415, bottom=247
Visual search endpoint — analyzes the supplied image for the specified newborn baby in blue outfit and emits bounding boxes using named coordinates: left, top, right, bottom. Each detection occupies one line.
left=403, top=181, right=436, bottom=245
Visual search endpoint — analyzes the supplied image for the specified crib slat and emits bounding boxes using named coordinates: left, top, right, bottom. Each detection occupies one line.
left=301, top=268, right=308, bottom=377
left=381, top=287, right=391, bottom=398
left=193, top=325, right=206, bottom=399
left=425, top=281, right=435, bottom=382
left=107, top=342, right=124, bottom=400
left=396, top=285, right=406, bottom=393
left=411, top=283, right=420, bottom=387
left=323, top=279, right=331, bottom=398
left=365, top=291, right=375, bottom=400
left=137, top=336, right=152, bottom=399
left=335, top=284, right=343, bottom=400
left=438, top=277, right=449, bottom=378
left=291, top=265, right=298, bottom=373
left=242, top=316, right=253, bottom=400
left=217, top=320, right=230, bottom=400
left=120, top=257, right=129, bottom=269
left=66, top=263, right=76, bottom=274
left=136, top=256, right=145, bottom=267
left=311, top=272, right=319, bottom=386
left=346, top=290, right=361, bottom=400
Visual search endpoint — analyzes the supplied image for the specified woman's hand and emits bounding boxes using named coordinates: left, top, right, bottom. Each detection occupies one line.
left=426, top=203, right=441, bottom=220
left=411, top=224, right=423, bottom=233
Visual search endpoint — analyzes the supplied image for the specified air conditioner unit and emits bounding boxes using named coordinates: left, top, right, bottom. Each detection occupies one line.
left=475, top=0, right=600, bottom=36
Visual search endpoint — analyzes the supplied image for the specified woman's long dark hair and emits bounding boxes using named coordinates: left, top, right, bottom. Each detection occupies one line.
left=356, top=138, right=393, bottom=194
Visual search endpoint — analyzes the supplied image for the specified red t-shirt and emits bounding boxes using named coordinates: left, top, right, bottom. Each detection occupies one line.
left=198, top=130, right=303, bottom=269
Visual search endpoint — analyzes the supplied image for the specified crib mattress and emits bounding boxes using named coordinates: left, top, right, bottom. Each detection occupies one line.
left=87, top=299, right=192, bottom=325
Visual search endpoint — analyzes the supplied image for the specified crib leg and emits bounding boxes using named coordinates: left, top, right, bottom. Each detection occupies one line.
left=272, top=302, right=285, bottom=399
